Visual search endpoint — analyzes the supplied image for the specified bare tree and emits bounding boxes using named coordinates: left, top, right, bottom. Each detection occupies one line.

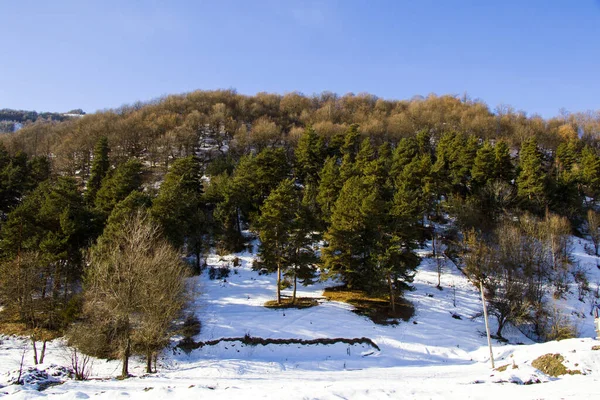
left=588, top=209, right=600, bottom=256
left=83, top=213, right=189, bottom=378
left=432, top=231, right=445, bottom=288
left=0, top=252, right=50, bottom=364
left=462, top=227, right=531, bottom=339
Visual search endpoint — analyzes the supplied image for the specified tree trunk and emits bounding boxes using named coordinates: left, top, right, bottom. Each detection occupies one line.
left=39, top=340, right=47, bottom=364
left=387, top=273, right=396, bottom=313
left=276, top=261, right=281, bottom=304
left=146, top=351, right=153, bottom=373
left=195, top=249, right=201, bottom=274
left=292, top=266, right=297, bottom=305
left=121, top=338, right=131, bottom=379
left=31, top=336, right=38, bottom=365
left=496, top=323, right=504, bottom=339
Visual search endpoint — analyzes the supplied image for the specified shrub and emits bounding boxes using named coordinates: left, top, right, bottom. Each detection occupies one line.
left=531, top=353, right=581, bottom=377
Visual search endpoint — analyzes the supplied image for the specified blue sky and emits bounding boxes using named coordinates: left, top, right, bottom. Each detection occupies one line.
left=1, top=0, right=599, bottom=117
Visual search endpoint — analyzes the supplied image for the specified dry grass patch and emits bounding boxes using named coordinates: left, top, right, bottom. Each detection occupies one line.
left=0, top=322, right=60, bottom=340
left=531, top=353, right=581, bottom=377
left=323, top=286, right=414, bottom=325
left=264, top=297, right=319, bottom=309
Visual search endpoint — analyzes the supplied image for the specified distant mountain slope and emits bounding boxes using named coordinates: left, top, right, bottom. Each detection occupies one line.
left=0, top=108, right=85, bottom=133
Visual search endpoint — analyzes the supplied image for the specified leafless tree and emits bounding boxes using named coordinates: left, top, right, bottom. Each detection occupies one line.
left=588, top=209, right=600, bottom=256
left=83, top=213, right=189, bottom=378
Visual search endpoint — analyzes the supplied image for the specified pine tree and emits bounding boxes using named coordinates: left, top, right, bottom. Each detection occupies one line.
left=494, top=141, right=513, bottom=182
left=456, top=135, right=479, bottom=192
left=294, top=126, right=325, bottom=185
left=355, top=138, right=376, bottom=175
left=471, top=141, right=496, bottom=191
left=0, top=177, right=91, bottom=331
left=316, top=157, right=342, bottom=225
left=95, top=159, right=143, bottom=217
left=255, top=178, right=299, bottom=304
left=86, top=137, right=110, bottom=204
left=580, top=146, right=600, bottom=202
left=341, top=124, right=361, bottom=158
left=393, top=154, right=432, bottom=223
left=516, top=137, right=547, bottom=212
left=555, top=139, right=579, bottom=175
left=339, top=153, right=357, bottom=183
left=0, top=151, right=29, bottom=215
left=150, top=156, right=205, bottom=272
left=391, top=137, right=418, bottom=178
left=322, top=176, right=378, bottom=291
left=25, top=156, right=51, bottom=192
left=286, top=198, right=318, bottom=304
left=210, top=173, right=246, bottom=252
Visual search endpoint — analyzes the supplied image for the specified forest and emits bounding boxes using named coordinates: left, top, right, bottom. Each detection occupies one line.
left=0, top=90, right=599, bottom=378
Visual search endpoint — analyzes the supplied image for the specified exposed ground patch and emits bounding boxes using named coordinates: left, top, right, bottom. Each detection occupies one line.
left=323, top=286, right=414, bottom=325
left=264, top=297, right=319, bottom=309
left=531, top=353, right=581, bottom=377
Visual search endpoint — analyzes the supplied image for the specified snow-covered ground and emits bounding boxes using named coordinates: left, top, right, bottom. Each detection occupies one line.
left=1, top=237, right=600, bottom=399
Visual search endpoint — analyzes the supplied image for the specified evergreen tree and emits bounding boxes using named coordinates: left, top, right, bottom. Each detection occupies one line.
left=415, top=130, right=432, bottom=157
left=494, top=141, right=513, bottom=182
left=391, top=137, right=418, bottom=178
left=339, top=153, right=357, bottom=183
left=25, top=156, right=51, bottom=191
left=86, top=137, right=110, bottom=204
left=471, top=141, right=496, bottom=191
left=151, top=156, right=205, bottom=272
left=355, top=138, right=376, bottom=175
left=393, top=154, right=432, bottom=224
left=516, top=137, right=547, bottom=212
left=0, top=177, right=91, bottom=330
left=103, top=191, right=152, bottom=238
left=341, top=123, right=361, bottom=158
left=456, top=135, right=479, bottom=192
left=255, top=179, right=300, bottom=304
left=294, top=126, right=325, bottom=185
left=555, top=139, right=579, bottom=175
left=316, top=157, right=342, bottom=225
left=0, top=151, right=29, bottom=215
left=209, top=173, right=246, bottom=252
left=233, top=147, right=290, bottom=216
left=580, top=146, right=600, bottom=202
left=95, top=159, right=143, bottom=217
left=322, top=176, right=378, bottom=291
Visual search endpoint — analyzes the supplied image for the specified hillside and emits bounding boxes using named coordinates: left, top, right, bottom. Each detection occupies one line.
left=1, top=230, right=599, bottom=399
left=0, top=108, right=85, bottom=133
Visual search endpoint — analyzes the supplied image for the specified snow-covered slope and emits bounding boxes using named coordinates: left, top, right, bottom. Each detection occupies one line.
left=1, top=237, right=600, bottom=399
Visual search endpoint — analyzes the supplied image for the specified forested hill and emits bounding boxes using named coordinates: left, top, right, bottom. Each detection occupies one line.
left=1, top=91, right=599, bottom=177
left=0, top=108, right=85, bottom=133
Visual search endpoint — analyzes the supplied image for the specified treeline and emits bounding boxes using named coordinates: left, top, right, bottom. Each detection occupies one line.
left=0, top=90, right=600, bottom=376
left=2, top=90, right=600, bottom=177
left=0, top=108, right=86, bottom=134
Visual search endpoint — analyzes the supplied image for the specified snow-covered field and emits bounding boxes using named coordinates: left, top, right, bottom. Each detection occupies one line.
left=1, top=237, right=600, bottom=399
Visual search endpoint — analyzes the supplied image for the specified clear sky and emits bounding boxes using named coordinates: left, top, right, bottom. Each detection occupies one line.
left=1, top=0, right=599, bottom=118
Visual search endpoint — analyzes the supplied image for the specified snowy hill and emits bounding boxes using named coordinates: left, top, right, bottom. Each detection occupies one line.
left=1, top=236, right=600, bottom=399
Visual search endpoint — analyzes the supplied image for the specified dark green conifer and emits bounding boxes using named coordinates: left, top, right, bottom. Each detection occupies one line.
left=86, top=137, right=110, bottom=204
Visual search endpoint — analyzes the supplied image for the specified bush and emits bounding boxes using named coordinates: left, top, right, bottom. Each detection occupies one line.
left=181, top=315, right=201, bottom=339
left=208, top=265, right=230, bottom=280
left=539, top=307, right=578, bottom=342
left=572, top=265, right=590, bottom=302
left=531, top=353, right=581, bottom=377
left=66, top=322, right=117, bottom=360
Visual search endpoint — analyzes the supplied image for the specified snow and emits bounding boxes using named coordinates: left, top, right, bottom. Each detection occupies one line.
left=1, top=236, right=600, bottom=399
